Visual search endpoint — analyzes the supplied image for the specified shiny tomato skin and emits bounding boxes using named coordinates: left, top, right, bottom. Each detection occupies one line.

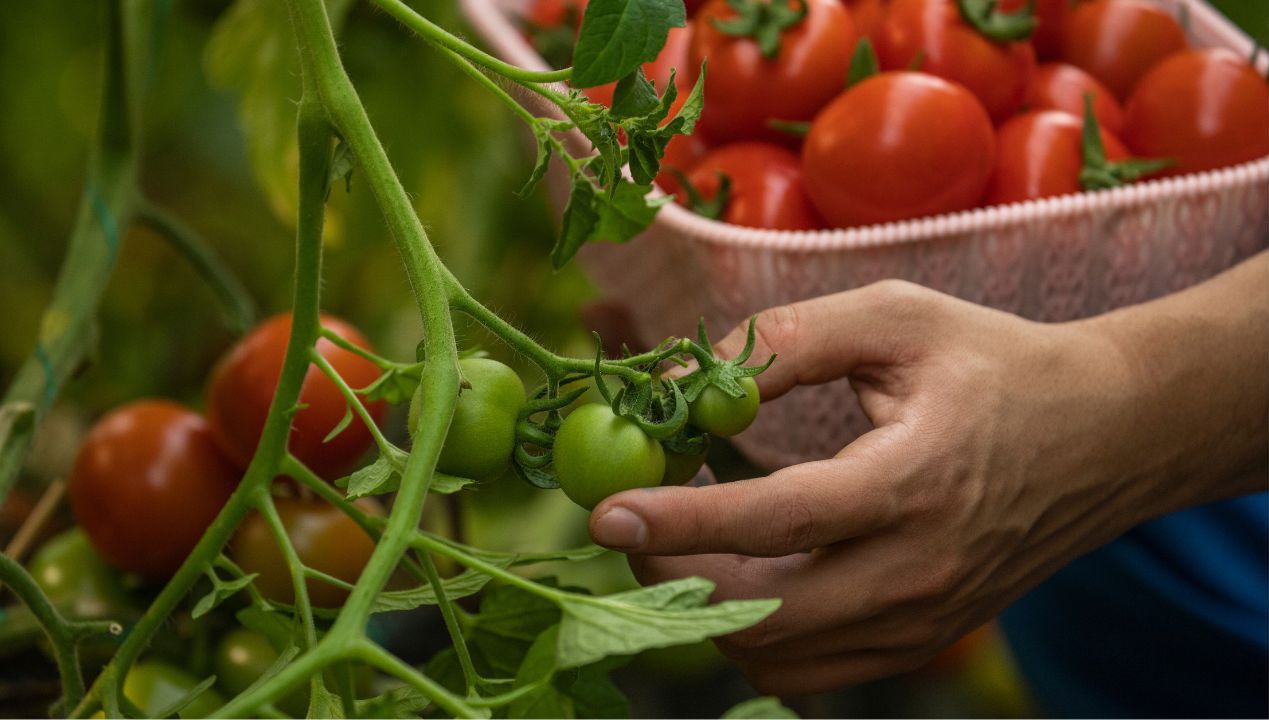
left=554, top=404, right=665, bottom=510
left=802, top=72, right=996, bottom=228
left=845, top=0, right=890, bottom=45
left=69, top=401, right=239, bottom=579
left=986, top=110, right=1130, bottom=205
left=1059, top=0, right=1187, bottom=100
left=232, top=497, right=381, bottom=607
left=999, top=0, right=1066, bottom=58
left=690, top=0, right=858, bottom=143
left=527, top=0, right=587, bottom=31
left=688, top=377, right=760, bottom=437
left=678, top=142, right=826, bottom=230
left=206, top=313, right=386, bottom=480
left=877, top=0, right=1036, bottom=122
left=1025, top=63, right=1125, bottom=136
left=1123, top=48, right=1269, bottom=177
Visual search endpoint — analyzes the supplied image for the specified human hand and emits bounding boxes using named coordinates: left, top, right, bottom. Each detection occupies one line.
left=587, top=270, right=1268, bottom=695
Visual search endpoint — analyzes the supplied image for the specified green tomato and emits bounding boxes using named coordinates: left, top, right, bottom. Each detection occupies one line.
left=410, top=358, right=525, bottom=480
left=123, top=661, right=225, bottom=719
left=688, top=376, right=760, bottom=437
left=29, top=528, right=132, bottom=621
left=661, top=435, right=710, bottom=486
left=213, top=628, right=374, bottom=715
left=554, top=404, right=665, bottom=510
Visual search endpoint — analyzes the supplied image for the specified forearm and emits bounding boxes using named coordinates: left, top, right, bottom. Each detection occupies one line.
left=1081, top=252, right=1268, bottom=519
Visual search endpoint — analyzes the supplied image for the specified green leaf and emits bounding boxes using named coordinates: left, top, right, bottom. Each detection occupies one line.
left=324, top=406, right=356, bottom=444
left=307, top=683, right=346, bottom=719
left=561, top=665, right=630, bottom=719
left=573, top=0, right=688, bottom=87
left=235, top=607, right=299, bottom=653
left=327, top=137, right=356, bottom=197
left=191, top=572, right=258, bottom=619
left=355, top=686, right=432, bottom=719
left=722, top=697, right=800, bottom=719
left=520, top=128, right=557, bottom=199
left=592, top=180, right=669, bottom=243
left=368, top=568, right=500, bottom=614
left=343, top=450, right=402, bottom=499
left=957, top=0, right=1036, bottom=41
left=610, top=69, right=661, bottom=119
left=845, top=37, right=879, bottom=88
left=151, top=676, right=219, bottom=720
left=555, top=578, right=781, bottom=668
left=554, top=177, right=601, bottom=269
left=361, top=366, right=421, bottom=405
left=509, top=627, right=573, bottom=718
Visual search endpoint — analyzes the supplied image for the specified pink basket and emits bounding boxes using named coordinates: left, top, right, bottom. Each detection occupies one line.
left=462, top=0, right=1269, bottom=469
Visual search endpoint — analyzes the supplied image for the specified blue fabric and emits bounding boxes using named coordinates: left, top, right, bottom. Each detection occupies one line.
left=1001, top=493, right=1269, bottom=718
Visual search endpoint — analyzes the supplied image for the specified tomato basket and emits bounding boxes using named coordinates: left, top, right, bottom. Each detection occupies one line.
left=462, top=0, right=1269, bottom=469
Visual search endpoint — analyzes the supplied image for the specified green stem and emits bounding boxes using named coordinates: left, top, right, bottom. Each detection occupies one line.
left=309, top=349, right=395, bottom=453
left=135, top=199, right=257, bottom=334
left=213, top=642, right=344, bottom=718
left=366, top=0, right=573, bottom=84
left=420, top=552, right=480, bottom=696
left=437, top=43, right=539, bottom=125
left=353, top=639, right=480, bottom=719
left=412, top=532, right=561, bottom=602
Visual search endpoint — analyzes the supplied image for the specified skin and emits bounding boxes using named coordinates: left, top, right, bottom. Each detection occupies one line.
left=589, top=255, right=1268, bottom=695
left=1059, top=0, right=1188, bottom=100
left=986, top=110, right=1130, bottom=205
left=1123, top=49, right=1269, bottom=177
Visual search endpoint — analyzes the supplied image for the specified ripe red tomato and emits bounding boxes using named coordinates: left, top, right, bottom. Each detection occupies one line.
left=690, top=0, right=858, bottom=143
left=656, top=124, right=711, bottom=195
left=877, top=0, right=1036, bottom=122
left=802, top=72, right=996, bottom=228
left=232, top=497, right=381, bottom=607
left=69, top=401, right=240, bottom=578
left=845, top=0, right=890, bottom=45
left=677, top=142, right=824, bottom=230
left=1025, top=63, right=1125, bottom=136
left=999, top=0, right=1066, bottom=59
left=206, top=314, right=386, bottom=480
left=526, top=0, right=587, bottom=32
left=986, top=110, right=1130, bottom=205
left=584, top=25, right=693, bottom=106
left=1124, top=48, right=1269, bottom=177
left=1059, top=0, right=1187, bottom=100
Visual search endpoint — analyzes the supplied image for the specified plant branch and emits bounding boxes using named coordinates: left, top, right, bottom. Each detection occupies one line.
left=353, top=639, right=481, bottom=719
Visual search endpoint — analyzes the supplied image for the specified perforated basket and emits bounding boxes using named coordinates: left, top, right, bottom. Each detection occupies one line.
left=463, top=0, right=1269, bottom=469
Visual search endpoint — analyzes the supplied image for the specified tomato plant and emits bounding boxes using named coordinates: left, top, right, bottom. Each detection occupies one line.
left=410, top=357, right=525, bottom=480
left=803, top=71, right=996, bottom=227
left=29, top=529, right=133, bottom=621
left=554, top=404, right=666, bottom=509
left=1059, top=0, right=1188, bottom=99
left=68, top=401, right=240, bottom=579
left=676, top=142, right=825, bottom=230
left=690, top=0, right=858, bottom=143
left=1123, top=48, right=1269, bottom=177
left=122, top=662, right=225, bottom=719
left=1026, top=63, right=1126, bottom=136
left=206, top=313, right=387, bottom=480
left=876, top=0, right=1036, bottom=122
left=689, top=376, right=760, bottom=437
left=232, top=496, right=381, bottom=607
left=661, top=434, right=710, bottom=486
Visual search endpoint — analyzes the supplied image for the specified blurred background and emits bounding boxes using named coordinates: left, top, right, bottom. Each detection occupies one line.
left=0, top=0, right=1263, bottom=717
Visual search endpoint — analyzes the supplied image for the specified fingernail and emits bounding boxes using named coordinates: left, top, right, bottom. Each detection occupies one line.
left=592, top=507, right=647, bottom=549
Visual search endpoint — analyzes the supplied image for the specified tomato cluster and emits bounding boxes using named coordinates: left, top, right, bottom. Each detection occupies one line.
left=525, top=0, right=1268, bottom=231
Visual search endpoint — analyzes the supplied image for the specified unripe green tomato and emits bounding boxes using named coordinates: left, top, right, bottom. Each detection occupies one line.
left=123, top=661, right=225, bottom=719
left=410, top=358, right=525, bottom=480
left=214, top=628, right=308, bottom=716
left=688, top=376, right=760, bottom=437
left=29, top=528, right=132, bottom=620
left=554, top=404, right=665, bottom=510
left=661, top=435, right=710, bottom=486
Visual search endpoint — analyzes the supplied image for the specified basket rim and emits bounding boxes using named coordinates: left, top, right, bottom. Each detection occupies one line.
left=463, top=0, right=1269, bottom=252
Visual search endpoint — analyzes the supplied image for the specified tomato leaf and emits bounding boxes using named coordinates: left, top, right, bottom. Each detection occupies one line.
left=573, top=0, right=688, bottom=87
left=367, top=568, right=501, bottom=614
left=361, top=365, right=421, bottom=405
left=342, top=451, right=401, bottom=499
left=307, top=683, right=346, bottom=719
left=191, top=570, right=258, bottom=619
left=722, top=697, right=800, bottom=719
left=554, top=577, right=781, bottom=668
left=324, top=406, right=356, bottom=444
left=326, top=137, right=356, bottom=198
left=354, top=686, right=432, bottom=719
left=610, top=69, right=661, bottom=119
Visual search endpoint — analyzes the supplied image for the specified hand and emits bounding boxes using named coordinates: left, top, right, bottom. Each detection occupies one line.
left=588, top=265, right=1268, bottom=695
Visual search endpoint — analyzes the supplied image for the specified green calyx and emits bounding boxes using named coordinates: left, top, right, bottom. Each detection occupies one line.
left=957, top=0, right=1036, bottom=42
left=1078, top=94, right=1174, bottom=191
left=712, top=0, right=810, bottom=59
left=675, top=170, right=733, bottom=221
left=845, top=38, right=879, bottom=89
left=678, top=317, right=776, bottom=404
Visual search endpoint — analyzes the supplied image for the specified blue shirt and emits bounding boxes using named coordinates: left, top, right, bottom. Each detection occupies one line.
left=1001, top=493, right=1269, bottom=718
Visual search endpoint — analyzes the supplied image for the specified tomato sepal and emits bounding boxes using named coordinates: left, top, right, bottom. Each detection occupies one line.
left=711, top=0, right=810, bottom=58
left=679, top=316, right=775, bottom=404
left=1078, top=93, right=1174, bottom=191
left=957, top=0, right=1036, bottom=42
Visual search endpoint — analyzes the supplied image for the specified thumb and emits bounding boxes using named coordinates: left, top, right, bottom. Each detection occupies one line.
left=588, top=424, right=910, bottom=556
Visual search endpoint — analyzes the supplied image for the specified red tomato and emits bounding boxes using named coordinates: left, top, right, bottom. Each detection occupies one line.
left=986, top=110, right=1130, bottom=205
left=877, top=0, right=1036, bottom=122
left=685, top=0, right=708, bottom=16
left=999, top=0, right=1066, bottom=59
left=1124, top=48, right=1269, bottom=177
left=1059, top=0, right=1187, bottom=100
left=232, top=497, right=381, bottom=607
left=1025, top=63, right=1125, bottom=136
left=206, top=314, right=386, bottom=480
left=526, top=0, right=587, bottom=31
left=676, top=142, right=825, bottom=229
left=690, top=0, right=858, bottom=143
left=656, top=127, right=712, bottom=195
left=69, top=401, right=239, bottom=578
left=802, top=72, right=996, bottom=228
left=584, top=25, right=693, bottom=106
left=845, top=0, right=890, bottom=45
